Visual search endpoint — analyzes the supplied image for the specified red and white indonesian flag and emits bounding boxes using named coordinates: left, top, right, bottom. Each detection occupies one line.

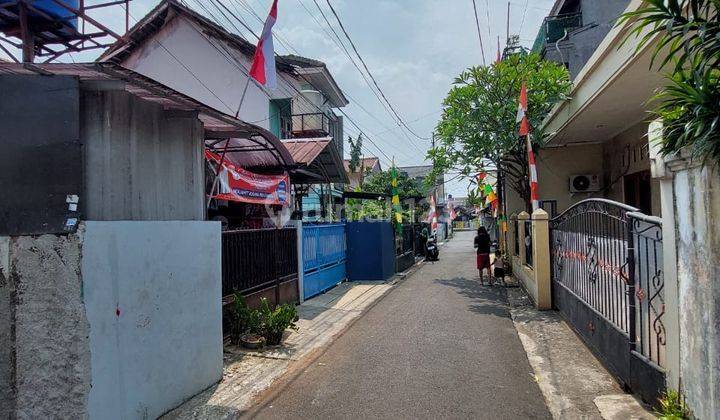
left=428, top=195, right=438, bottom=233
left=249, top=0, right=278, bottom=89
left=516, top=81, right=539, bottom=211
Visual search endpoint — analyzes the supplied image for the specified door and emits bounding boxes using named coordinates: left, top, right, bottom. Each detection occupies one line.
left=624, top=170, right=652, bottom=214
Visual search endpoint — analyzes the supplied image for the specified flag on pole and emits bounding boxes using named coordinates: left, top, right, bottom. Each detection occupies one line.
left=517, top=82, right=539, bottom=211
left=428, top=195, right=438, bottom=234
left=391, top=163, right=403, bottom=233
left=249, top=0, right=278, bottom=89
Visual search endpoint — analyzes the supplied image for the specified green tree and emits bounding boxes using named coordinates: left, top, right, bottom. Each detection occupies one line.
left=428, top=50, right=571, bottom=209
left=348, top=134, right=363, bottom=173
left=620, top=0, right=720, bottom=163
left=363, top=169, right=428, bottom=198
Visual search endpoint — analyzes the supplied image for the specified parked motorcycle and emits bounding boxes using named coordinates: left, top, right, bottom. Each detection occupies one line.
left=425, top=235, right=439, bottom=262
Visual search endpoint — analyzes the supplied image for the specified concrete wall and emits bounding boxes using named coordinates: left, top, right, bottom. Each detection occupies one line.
left=666, top=161, right=720, bottom=418
left=0, top=237, right=12, bottom=417
left=81, top=87, right=205, bottom=221
left=506, top=143, right=604, bottom=217
left=602, top=122, right=661, bottom=216
left=0, top=221, right=223, bottom=419
left=121, top=16, right=302, bottom=129
left=0, top=231, right=92, bottom=419
left=543, top=0, right=631, bottom=79
left=82, top=221, right=222, bottom=419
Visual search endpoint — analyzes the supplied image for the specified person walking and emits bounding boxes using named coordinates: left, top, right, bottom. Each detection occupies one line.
left=474, top=226, right=492, bottom=285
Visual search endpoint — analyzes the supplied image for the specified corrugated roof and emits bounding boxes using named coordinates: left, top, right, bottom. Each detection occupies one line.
left=0, top=62, right=294, bottom=168
left=343, top=157, right=380, bottom=172
left=282, top=137, right=348, bottom=184
left=283, top=138, right=331, bottom=164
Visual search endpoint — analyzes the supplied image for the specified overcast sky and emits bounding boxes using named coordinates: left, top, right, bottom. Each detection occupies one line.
left=2, top=0, right=556, bottom=197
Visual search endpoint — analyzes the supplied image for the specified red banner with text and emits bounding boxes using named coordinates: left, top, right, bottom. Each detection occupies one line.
left=205, top=150, right=289, bottom=206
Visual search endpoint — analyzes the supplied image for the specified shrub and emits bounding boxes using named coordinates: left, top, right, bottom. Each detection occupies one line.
left=258, top=297, right=298, bottom=346
left=229, top=293, right=260, bottom=344
left=656, top=390, right=690, bottom=420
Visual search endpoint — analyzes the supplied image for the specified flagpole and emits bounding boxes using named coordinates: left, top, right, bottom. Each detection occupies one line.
left=234, top=75, right=253, bottom=118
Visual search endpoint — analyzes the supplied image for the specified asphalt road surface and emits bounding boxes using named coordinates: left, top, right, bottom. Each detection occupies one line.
left=245, top=231, right=551, bottom=419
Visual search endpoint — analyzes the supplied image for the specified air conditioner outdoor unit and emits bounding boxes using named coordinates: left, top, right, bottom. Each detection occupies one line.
left=569, top=174, right=601, bottom=193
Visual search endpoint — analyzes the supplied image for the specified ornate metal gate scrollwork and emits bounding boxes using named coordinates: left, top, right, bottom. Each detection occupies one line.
left=550, top=199, right=667, bottom=405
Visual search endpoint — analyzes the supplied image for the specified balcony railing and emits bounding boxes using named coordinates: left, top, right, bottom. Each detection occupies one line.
left=291, top=112, right=330, bottom=136
left=532, top=12, right=583, bottom=53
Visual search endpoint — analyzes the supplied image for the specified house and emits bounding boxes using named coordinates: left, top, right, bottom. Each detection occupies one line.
left=98, top=0, right=349, bottom=220
left=398, top=164, right=445, bottom=201
left=532, top=0, right=632, bottom=79
left=507, top=0, right=661, bottom=218
left=0, top=62, right=289, bottom=419
left=344, top=156, right=382, bottom=189
left=506, top=0, right=720, bottom=416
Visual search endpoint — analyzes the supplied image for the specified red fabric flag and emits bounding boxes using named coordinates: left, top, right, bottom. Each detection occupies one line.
left=249, top=0, right=278, bottom=89
left=516, top=82, right=539, bottom=210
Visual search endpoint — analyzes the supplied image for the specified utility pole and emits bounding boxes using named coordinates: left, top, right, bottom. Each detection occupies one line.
left=506, top=2, right=511, bottom=48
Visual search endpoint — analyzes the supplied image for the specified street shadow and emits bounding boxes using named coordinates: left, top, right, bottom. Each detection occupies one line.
left=435, top=277, right=511, bottom=318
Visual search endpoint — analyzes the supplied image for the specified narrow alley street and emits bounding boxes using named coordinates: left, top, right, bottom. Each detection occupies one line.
left=245, top=231, right=551, bottom=419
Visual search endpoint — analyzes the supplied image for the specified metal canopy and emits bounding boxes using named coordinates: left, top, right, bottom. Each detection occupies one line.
left=282, top=137, right=348, bottom=184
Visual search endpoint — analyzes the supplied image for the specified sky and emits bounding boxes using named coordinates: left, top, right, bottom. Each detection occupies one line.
left=1, top=0, right=557, bottom=198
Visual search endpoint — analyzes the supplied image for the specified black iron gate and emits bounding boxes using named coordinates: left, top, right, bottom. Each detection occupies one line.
left=550, top=199, right=666, bottom=405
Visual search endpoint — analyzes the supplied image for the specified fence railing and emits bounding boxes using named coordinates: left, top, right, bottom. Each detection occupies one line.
left=524, top=220, right=533, bottom=268
left=222, top=228, right=298, bottom=297
left=550, top=199, right=637, bottom=335
left=629, top=212, right=666, bottom=367
left=303, top=223, right=346, bottom=273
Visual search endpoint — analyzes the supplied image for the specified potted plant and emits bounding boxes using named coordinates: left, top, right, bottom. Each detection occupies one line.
left=258, top=297, right=298, bottom=346
left=230, top=293, right=264, bottom=349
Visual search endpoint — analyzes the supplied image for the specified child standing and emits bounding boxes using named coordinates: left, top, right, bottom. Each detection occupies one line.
left=491, top=251, right=505, bottom=287
left=474, top=227, right=491, bottom=285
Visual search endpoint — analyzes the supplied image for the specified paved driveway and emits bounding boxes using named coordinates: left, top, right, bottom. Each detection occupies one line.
left=245, top=231, right=551, bottom=419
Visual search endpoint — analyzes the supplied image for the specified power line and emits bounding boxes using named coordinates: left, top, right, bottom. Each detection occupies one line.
left=322, top=0, right=430, bottom=143
left=471, top=0, right=487, bottom=66
left=307, top=0, right=407, bottom=141
left=519, top=0, right=530, bottom=37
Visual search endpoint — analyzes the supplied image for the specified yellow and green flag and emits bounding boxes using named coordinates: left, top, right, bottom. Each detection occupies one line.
left=391, top=164, right=403, bottom=233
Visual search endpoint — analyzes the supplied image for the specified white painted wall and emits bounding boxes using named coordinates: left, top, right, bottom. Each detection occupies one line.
left=120, top=16, right=305, bottom=130
left=82, top=221, right=222, bottom=420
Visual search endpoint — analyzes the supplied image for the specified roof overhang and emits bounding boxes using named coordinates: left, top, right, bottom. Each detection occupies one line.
left=541, top=0, right=667, bottom=147
left=0, top=62, right=294, bottom=168
left=283, top=137, right=349, bottom=184
left=293, top=66, right=349, bottom=108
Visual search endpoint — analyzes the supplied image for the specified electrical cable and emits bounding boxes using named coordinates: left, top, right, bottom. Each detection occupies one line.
left=471, top=0, right=487, bottom=66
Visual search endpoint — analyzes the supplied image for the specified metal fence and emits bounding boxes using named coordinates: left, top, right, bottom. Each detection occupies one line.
left=630, top=213, right=666, bottom=367
left=524, top=220, right=533, bottom=267
left=302, top=223, right=346, bottom=299
left=221, top=228, right=298, bottom=297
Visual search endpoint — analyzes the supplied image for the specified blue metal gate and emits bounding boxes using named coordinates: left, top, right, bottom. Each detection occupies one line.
left=302, top=223, right=347, bottom=299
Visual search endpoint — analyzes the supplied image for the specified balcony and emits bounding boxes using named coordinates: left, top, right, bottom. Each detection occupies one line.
left=291, top=112, right=331, bottom=137
left=532, top=12, right=583, bottom=53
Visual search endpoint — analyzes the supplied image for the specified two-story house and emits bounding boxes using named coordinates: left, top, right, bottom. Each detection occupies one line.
left=98, top=0, right=348, bottom=223
left=532, top=0, right=631, bottom=79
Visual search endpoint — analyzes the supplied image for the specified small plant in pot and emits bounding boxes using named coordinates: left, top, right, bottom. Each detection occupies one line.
left=258, top=297, right=298, bottom=346
left=230, top=293, right=264, bottom=349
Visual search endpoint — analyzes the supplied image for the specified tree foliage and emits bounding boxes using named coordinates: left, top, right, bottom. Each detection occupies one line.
left=620, top=0, right=720, bottom=163
left=363, top=169, right=428, bottom=198
left=428, top=51, right=571, bottom=206
left=347, top=134, right=363, bottom=173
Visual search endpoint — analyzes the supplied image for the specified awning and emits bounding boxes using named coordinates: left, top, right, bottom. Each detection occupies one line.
left=282, top=137, right=349, bottom=184
left=0, top=62, right=295, bottom=168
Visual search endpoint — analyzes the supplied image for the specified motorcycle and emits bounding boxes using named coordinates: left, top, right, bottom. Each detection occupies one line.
left=425, top=235, right=439, bottom=262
